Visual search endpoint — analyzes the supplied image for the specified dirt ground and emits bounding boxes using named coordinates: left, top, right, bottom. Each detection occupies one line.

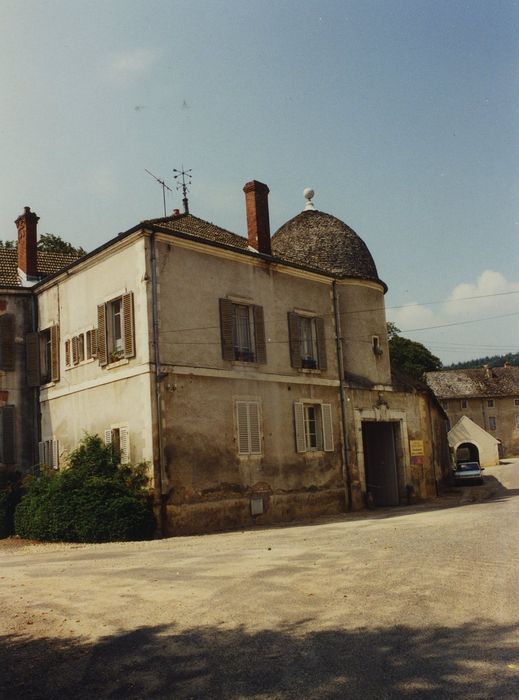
left=1, top=464, right=518, bottom=699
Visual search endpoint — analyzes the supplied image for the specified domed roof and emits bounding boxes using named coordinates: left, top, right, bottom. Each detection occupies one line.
left=271, top=209, right=384, bottom=286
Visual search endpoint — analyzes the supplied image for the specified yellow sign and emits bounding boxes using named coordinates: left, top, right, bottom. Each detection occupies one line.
left=410, top=440, right=424, bottom=457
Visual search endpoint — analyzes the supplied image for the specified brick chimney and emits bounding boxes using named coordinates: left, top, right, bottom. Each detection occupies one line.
left=15, top=206, right=39, bottom=280
left=243, top=180, right=271, bottom=255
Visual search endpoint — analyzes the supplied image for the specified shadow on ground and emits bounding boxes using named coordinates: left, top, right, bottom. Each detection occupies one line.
left=1, top=620, right=518, bottom=699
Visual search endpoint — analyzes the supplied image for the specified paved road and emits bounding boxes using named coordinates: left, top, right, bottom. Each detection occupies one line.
left=1, top=461, right=519, bottom=699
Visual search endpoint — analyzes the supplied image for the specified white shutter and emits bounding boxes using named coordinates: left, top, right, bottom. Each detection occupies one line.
left=51, top=439, right=59, bottom=469
left=321, top=404, right=334, bottom=452
left=294, top=402, right=306, bottom=453
left=236, top=401, right=250, bottom=454
left=119, top=426, right=130, bottom=464
left=104, top=429, right=112, bottom=446
left=248, top=402, right=261, bottom=454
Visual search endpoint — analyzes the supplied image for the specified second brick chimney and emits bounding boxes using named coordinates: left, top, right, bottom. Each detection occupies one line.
left=15, top=206, right=39, bottom=281
left=243, top=180, right=271, bottom=255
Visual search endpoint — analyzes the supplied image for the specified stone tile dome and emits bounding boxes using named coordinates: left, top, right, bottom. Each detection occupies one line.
left=271, top=210, right=384, bottom=286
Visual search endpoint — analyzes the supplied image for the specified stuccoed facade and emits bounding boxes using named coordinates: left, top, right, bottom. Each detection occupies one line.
left=3, top=183, right=450, bottom=535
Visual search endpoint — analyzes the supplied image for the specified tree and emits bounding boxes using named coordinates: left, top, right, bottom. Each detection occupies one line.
left=38, top=233, right=86, bottom=256
left=387, top=323, right=442, bottom=380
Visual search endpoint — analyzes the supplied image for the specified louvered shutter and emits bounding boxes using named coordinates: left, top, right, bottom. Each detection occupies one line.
left=65, top=340, right=71, bottom=367
left=71, top=336, right=79, bottom=365
left=90, top=328, right=98, bottom=358
left=219, top=298, right=234, bottom=361
left=97, top=304, right=108, bottom=366
left=51, top=439, right=59, bottom=469
left=321, top=404, right=334, bottom=452
left=0, top=314, right=15, bottom=371
left=253, top=305, right=267, bottom=364
left=294, top=402, right=306, bottom=453
left=50, top=325, right=60, bottom=382
left=288, top=312, right=302, bottom=368
left=119, top=426, right=130, bottom=464
left=0, top=406, right=15, bottom=464
left=236, top=401, right=249, bottom=454
left=26, top=332, right=40, bottom=387
left=248, top=402, right=261, bottom=454
left=104, top=429, right=112, bottom=446
left=38, top=441, right=46, bottom=465
left=315, top=317, right=327, bottom=371
left=122, top=292, right=135, bottom=358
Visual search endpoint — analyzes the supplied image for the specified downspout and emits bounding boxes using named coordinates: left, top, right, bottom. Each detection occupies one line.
left=30, top=292, right=40, bottom=472
left=149, top=233, right=166, bottom=533
left=332, top=281, right=352, bottom=510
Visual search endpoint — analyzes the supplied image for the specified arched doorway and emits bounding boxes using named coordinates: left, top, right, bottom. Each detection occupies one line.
left=455, top=442, right=479, bottom=464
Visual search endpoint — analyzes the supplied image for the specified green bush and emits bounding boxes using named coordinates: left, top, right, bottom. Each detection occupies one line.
left=14, top=435, right=155, bottom=543
left=0, top=469, right=23, bottom=539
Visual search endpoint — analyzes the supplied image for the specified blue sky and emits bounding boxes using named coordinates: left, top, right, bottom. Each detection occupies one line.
left=1, top=0, right=518, bottom=364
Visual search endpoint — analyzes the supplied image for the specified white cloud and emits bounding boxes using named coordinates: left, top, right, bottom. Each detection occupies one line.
left=106, top=49, right=158, bottom=84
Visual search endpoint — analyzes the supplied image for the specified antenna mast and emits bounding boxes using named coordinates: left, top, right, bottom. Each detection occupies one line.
left=145, top=169, right=173, bottom=217
left=173, top=166, right=192, bottom=214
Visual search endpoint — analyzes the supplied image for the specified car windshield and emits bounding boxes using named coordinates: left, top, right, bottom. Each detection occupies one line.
left=457, top=463, right=479, bottom=471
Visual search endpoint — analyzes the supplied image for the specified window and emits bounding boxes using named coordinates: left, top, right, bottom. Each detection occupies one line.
left=26, top=325, right=60, bottom=386
left=104, top=426, right=130, bottom=464
left=38, top=439, right=59, bottom=469
left=0, top=313, right=15, bottom=371
left=235, top=400, right=262, bottom=455
left=488, top=416, right=497, bottom=431
left=0, top=406, right=15, bottom=464
left=441, top=400, right=449, bottom=410
left=97, top=292, right=135, bottom=366
left=287, top=312, right=327, bottom=370
left=460, top=400, right=467, bottom=409
left=372, top=335, right=383, bottom=357
left=514, top=399, right=519, bottom=407
left=294, top=402, right=334, bottom=453
left=487, top=399, right=494, bottom=408
left=219, top=299, right=266, bottom=364
left=86, top=329, right=98, bottom=360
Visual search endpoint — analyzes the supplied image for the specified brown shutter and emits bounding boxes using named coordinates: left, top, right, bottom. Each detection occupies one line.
left=288, top=312, right=302, bottom=368
left=321, top=404, right=334, bottom=451
left=122, top=292, right=135, bottom=358
left=71, top=336, right=79, bottom=365
left=294, top=402, right=306, bottom=453
left=0, top=314, right=15, bottom=371
left=26, top=332, right=40, bottom=387
left=91, top=328, right=98, bottom=358
left=315, top=317, right=327, bottom=371
left=253, top=305, right=267, bottom=364
left=219, top=298, right=234, bottom=361
left=50, top=325, right=60, bottom=382
left=0, top=405, right=15, bottom=464
left=97, top=304, right=108, bottom=366
left=65, top=339, right=71, bottom=367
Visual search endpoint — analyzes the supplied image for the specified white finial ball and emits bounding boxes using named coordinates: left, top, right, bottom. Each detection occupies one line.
left=303, top=187, right=314, bottom=201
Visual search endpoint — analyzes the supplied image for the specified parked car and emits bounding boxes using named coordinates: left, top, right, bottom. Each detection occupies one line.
left=453, top=461, right=484, bottom=485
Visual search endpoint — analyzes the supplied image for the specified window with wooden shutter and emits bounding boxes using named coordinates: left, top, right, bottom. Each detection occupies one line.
left=253, top=305, right=267, bottom=364
left=86, top=328, right=98, bottom=360
left=220, top=299, right=266, bottom=364
left=37, top=438, right=59, bottom=469
left=293, top=402, right=306, bottom=453
left=26, top=332, right=40, bottom=387
left=97, top=304, right=108, bottom=366
left=119, top=426, right=130, bottom=464
left=236, top=400, right=262, bottom=455
left=122, top=292, right=135, bottom=358
left=50, top=325, right=60, bottom=382
left=288, top=312, right=303, bottom=369
left=294, top=401, right=334, bottom=453
left=321, top=403, right=334, bottom=451
left=219, top=298, right=235, bottom=361
left=0, top=314, right=15, bottom=371
left=65, top=339, right=71, bottom=367
left=0, top=405, right=15, bottom=464
left=72, top=335, right=79, bottom=365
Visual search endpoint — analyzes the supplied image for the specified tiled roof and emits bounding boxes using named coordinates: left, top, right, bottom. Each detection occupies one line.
left=145, top=213, right=249, bottom=250
left=425, top=367, right=519, bottom=398
left=271, top=210, right=383, bottom=284
left=0, top=248, right=81, bottom=286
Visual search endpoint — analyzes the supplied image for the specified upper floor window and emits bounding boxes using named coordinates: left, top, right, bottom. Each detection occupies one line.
left=488, top=416, right=497, bottom=431
left=460, top=400, right=468, bottom=409
left=26, top=325, right=60, bottom=387
left=219, top=298, right=266, bottom=364
left=514, top=399, right=519, bottom=407
left=288, top=312, right=327, bottom=370
left=487, top=399, right=494, bottom=408
left=0, top=314, right=15, bottom=371
left=97, top=292, right=135, bottom=366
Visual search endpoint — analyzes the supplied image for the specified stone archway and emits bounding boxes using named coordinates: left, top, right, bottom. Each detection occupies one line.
left=455, top=442, right=480, bottom=464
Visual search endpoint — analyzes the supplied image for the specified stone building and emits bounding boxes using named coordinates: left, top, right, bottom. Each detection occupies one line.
left=2, top=183, right=450, bottom=534
left=425, top=366, right=519, bottom=459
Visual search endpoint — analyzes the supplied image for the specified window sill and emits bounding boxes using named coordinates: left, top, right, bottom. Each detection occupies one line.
left=107, top=358, right=129, bottom=369
left=65, top=358, right=96, bottom=371
left=40, top=381, right=56, bottom=389
left=232, top=360, right=260, bottom=368
left=298, top=368, right=322, bottom=375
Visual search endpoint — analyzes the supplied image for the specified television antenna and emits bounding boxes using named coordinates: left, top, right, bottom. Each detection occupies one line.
left=173, top=166, right=192, bottom=214
left=145, top=169, right=173, bottom=217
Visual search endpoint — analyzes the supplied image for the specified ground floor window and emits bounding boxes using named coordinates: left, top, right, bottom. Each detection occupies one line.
left=38, top=439, right=59, bottom=469
left=235, top=400, right=262, bottom=455
left=294, top=402, right=334, bottom=453
left=104, top=425, right=130, bottom=464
